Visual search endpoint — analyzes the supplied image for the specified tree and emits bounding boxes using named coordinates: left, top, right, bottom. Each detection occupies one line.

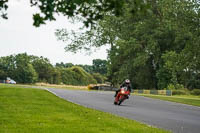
left=92, top=59, right=107, bottom=75
left=0, top=55, right=16, bottom=79
left=92, top=73, right=106, bottom=84
left=1, top=0, right=147, bottom=27
left=77, top=64, right=93, bottom=73
left=60, top=66, right=97, bottom=85
left=108, top=0, right=200, bottom=89
left=55, top=14, right=120, bottom=54
left=31, top=56, right=54, bottom=83
left=0, top=53, right=38, bottom=83
left=51, top=67, right=62, bottom=84
left=55, top=0, right=200, bottom=89
left=14, top=53, right=38, bottom=83
left=70, top=66, right=97, bottom=85
left=30, top=0, right=128, bottom=27
left=0, top=0, right=8, bottom=19
left=15, top=63, right=38, bottom=84
left=0, top=53, right=106, bottom=85
left=55, top=62, right=74, bottom=68
left=0, top=69, right=7, bottom=79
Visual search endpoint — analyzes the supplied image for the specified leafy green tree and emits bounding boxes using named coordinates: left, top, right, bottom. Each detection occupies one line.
left=51, top=67, right=62, bottom=84
left=92, top=73, right=106, bottom=84
left=60, top=66, right=97, bottom=85
left=0, top=53, right=38, bottom=83
left=92, top=59, right=107, bottom=75
left=56, top=62, right=74, bottom=68
left=156, top=67, right=172, bottom=90
left=77, top=64, right=93, bottom=73
left=55, top=14, right=119, bottom=54
left=0, top=55, right=16, bottom=79
left=14, top=53, right=38, bottom=83
left=55, top=62, right=66, bottom=68
left=0, top=69, right=7, bottom=79
left=31, top=56, right=54, bottom=83
left=0, top=0, right=8, bottom=19
left=60, top=68, right=78, bottom=85
left=70, top=66, right=97, bottom=85
left=30, top=0, right=129, bottom=27
left=15, top=63, right=38, bottom=83
left=56, top=0, right=200, bottom=89
left=0, top=53, right=106, bottom=85
left=1, top=0, right=148, bottom=27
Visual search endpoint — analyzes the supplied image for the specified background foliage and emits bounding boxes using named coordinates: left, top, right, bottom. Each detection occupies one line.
left=56, top=0, right=200, bottom=90
left=0, top=53, right=106, bottom=85
left=1, top=0, right=200, bottom=90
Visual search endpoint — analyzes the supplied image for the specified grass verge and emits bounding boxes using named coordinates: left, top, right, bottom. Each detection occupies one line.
left=35, top=83, right=88, bottom=90
left=0, top=83, right=88, bottom=91
left=135, top=94, right=200, bottom=107
left=0, top=84, right=169, bottom=133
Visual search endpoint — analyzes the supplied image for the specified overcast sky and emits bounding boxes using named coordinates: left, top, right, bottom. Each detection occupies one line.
left=0, top=0, right=108, bottom=65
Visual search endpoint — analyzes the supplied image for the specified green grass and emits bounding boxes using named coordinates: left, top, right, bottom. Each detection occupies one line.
left=0, top=84, right=169, bottom=133
left=0, top=83, right=87, bottom=91
left=136, top=94, right=200, bottom=107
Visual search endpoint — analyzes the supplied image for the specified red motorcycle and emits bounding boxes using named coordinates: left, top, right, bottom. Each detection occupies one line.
left=114, top=87, right=130, bottom=105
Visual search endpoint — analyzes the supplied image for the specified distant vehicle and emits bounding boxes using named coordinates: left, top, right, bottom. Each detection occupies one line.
left=6, top=77, right=16, bottom=84
left=8, top=80, right=16, bottom=84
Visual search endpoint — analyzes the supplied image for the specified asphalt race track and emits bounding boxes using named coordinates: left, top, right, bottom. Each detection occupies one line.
left=47, top=88, right=200, bottom=133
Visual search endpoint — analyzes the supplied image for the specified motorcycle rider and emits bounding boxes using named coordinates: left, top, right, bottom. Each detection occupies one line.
left=114, top=79, right=132, bottom=98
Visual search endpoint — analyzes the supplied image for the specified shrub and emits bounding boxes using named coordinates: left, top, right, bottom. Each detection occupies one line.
left=175, top=84, right=185, bottom=90
left=92, top=73, right=105, bottom=84
left=60, top=68, right=79, bottom=85
left=172, top=90, right=187, bottom=95
left=60, top=66, right=97, bottom=86
left=167, top=84, right=185, bottom=90
left=191, top=89, right=200, bottom=95
left=70, top=66, right=97, bottom=85
left=167, top=84, right=175, bottom=90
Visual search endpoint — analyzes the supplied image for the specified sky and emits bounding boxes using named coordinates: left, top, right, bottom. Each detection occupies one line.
left=0, top=0, right=108, bottom=65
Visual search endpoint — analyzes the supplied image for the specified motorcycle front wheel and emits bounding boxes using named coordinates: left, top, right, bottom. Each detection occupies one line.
left=118, top=99, right=123, bottom=105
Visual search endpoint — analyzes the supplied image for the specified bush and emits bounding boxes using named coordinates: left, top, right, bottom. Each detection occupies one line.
left=175, top=84, right=185, bottom=90
left=191, top=89, right=200, bottom=95
left=167, top=84, right=175, bottom=90
left=92, top=73, right=105, bottom=84
left=70, top=66, right=97, bottom=85
left=172, top=90, right=187, bottom=95
left=60, top=66, right=97, bottom=86
left=167, top=84, right=185, bottom=90
left=168, top=83, right=189, bottom=95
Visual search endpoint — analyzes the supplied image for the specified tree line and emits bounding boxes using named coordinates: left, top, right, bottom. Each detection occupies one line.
left=1, top=0, right=200, bottom=90
left=56, top=0, right=200, bottom=90
left=0, top=53, right=107, bottom=85
left=106, top=0, right=200, bottom=90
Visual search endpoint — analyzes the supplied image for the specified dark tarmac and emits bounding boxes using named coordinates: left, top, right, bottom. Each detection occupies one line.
left=47, top=88, right=200, bottom=133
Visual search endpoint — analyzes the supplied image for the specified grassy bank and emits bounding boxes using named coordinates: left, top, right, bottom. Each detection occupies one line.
left=136, top=94, right=200, bottom=107
left=1, top=83, right=88, bottom=90
left=35, top=83, right=88, bottom=90
left=0, top=84, right=168, bottom=133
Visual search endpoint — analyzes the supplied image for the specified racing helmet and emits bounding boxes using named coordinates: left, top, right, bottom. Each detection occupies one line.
left=125, top=79, right=130, bottom=84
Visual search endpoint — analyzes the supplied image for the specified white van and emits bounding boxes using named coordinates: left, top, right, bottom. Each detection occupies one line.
left=9, top=80, right=16, bottom=84
left=6, top=77, right=16, bottom=84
